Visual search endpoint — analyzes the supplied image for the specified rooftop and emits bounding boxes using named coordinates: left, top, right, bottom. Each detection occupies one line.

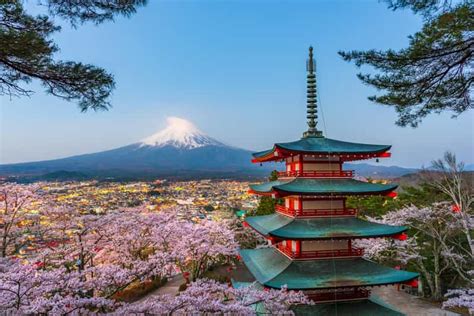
left=240, top=247, right=418, bottom=290
left=249, top=178, right=397, bottom=196
left=252, top=137, right=391, bottom=162
left=246, top=213, right=407, bottom=239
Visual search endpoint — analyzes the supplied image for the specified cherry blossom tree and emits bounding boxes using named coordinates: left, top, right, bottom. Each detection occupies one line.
left=426, top=152, right=474, bottom=258
left=0, top=202, right=247, bottom=314
left=0, top=258, right=117, bottom=314
left=121, top=279, right=311, bottom=315
left=357, top=202, right=473, bottom=300
left=443, top=288, right=474, bottom=315
left=35, top=206, right=180, bottom=297
left=174, top=219, right=238, bottom=281
left=0, top=183, right=44, bottom=258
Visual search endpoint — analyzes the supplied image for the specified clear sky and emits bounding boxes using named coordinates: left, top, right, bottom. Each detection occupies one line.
left=1, top=0, right=473, bottom=167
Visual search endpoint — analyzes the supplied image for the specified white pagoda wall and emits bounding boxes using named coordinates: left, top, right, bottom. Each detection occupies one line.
left=301, top=240, right=349, bottom=251
left=302, top=163, right=340, bottom=171
left=302, top=199, right=344, bottom=210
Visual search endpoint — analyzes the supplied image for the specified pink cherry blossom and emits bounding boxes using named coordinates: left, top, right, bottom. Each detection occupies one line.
left=121, top=279, right=311, bottom=315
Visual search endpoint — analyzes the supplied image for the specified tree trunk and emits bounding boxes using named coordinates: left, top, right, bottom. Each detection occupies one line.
left=432, top=242, right=443, bottom=301
left=417, top=259, right=435, bottom=298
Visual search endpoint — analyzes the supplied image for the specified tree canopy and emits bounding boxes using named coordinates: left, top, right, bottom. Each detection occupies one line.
left=339, top=0, right=473, bottom=127
left=254, top=170, right=279, bottom=216
left=0, top=0, right=146, bottom=111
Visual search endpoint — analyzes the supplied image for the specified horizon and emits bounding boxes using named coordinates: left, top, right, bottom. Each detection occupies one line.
left=1, top=0, right=473, bottom=168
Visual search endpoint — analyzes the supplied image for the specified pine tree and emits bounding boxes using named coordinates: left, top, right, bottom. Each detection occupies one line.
left=339, top=0, right=473, bottom=127
left=0, top=0, right=146, bottom=111
left=254, top=170, right=279, bottom=216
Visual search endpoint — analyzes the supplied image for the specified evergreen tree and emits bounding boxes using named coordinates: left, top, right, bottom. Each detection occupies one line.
left=339, top=0, right=473, bottom=127
left=0, top=0, right=146, bottom=111
left=254, top=196, right=276, bottom=216
left=254, top=170, right=279, bottom=216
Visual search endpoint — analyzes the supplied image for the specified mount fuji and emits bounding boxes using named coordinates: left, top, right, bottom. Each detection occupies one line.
left=0, top=117, right=270, bottom=180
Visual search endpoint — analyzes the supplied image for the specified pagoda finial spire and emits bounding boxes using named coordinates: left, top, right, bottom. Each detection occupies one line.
left=303, top=46, right=323, bottom=138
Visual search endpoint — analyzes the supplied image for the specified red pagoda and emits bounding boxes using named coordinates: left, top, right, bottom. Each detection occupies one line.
left=239, top=47, right=418, bottom=315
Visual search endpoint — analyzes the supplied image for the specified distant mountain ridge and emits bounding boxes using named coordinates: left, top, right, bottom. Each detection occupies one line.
left=347, top=163, right=417, bottom=179
left=1, top=117, right=418, bottom=181
left=0, top=117, right=269, bottom=180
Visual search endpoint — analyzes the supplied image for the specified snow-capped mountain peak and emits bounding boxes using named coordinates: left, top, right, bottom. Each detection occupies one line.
left=140, top=117, right=221, bottom=149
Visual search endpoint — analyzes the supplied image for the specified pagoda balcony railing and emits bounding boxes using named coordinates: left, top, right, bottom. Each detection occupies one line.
left=277, top=170, right=354, bottom=178
left=275, top=204, right=296, bottom=216
left=306, top=288, right=370, bottom=302
left=277, top=245, right=364, bottom=259
left=275, top=205, right=357, bottom=217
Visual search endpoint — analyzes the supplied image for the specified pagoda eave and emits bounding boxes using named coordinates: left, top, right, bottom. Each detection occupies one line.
left=262, top=279, right=419, bottom=291
left=252, top=151, right=392, bottom=163
left=251, top=139, right=392, bottom=163
left=245, top=214, right=408, bottom=240
left=240, top=248, right=419, bottom=291
left=248, top=190, right=397, bottom=198
left=273, top=188, right=397, bottom=197
left=267, top=232, right=407, bottom=241
left=249, top=178, right=398, bottom=198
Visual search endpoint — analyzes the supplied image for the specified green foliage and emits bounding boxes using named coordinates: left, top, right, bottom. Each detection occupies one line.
left=0, top=0, right=145, bottom=111
left=347, top=195, right=400, bottom=218
left=44, top=0, right=147, bottom=27
left=397, top=183, right=448, bottom=207
left=339, top=1, right=473, bottom=127
left=203, top=205, right=215, bottom=212
left=269, top=170, right=279, bottom=181
left=253, top=170, right=280, bottom=216
left=384, top=0, right=456, bottom=17
left=348, top=182, right=448, bottom=218
left=254, top=196, right=276, bottom=216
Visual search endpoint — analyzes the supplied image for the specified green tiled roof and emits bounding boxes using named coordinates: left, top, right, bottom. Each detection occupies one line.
left=230, top=280, right=264, bottom=290
left=246, top=213, right=407, bottom=239
left=240, top=248, right=418, bottom=290
left=292, top=299, right=404, bottom=316
left=231, top=281, right=404, bottom=315
left=253, top=137, right=391, bottom=158
left=249, top=178, right=397, bottom=196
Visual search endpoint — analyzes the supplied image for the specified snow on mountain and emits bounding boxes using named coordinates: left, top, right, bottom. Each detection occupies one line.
left=0, top=117, right=421, bottom=180
left=140, top=117, right=222, bottom=149
left=0, top=117, right=266, bottom=180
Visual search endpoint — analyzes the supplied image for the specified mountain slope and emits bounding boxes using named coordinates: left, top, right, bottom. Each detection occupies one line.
left=1, top=117, right=418, bottom=180
left=0, top=117, right=268, bottom=180
left=347, top=163, right=417, bottom=179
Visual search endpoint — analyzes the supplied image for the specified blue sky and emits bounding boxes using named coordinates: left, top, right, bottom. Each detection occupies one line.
left=1, top=0, right=473, bottom=167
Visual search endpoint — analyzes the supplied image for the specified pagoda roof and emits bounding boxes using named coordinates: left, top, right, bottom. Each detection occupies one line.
left=249, top=178, right=397, bottom=196
left=246, top=213, right=407, bottom=239
left=252, top=137, right=391, bottom=162
left=239, top=247, right=418, bottom=290
left=292, top=298, right=403, bottom=316
left=232, top=281, right=403, bottom=316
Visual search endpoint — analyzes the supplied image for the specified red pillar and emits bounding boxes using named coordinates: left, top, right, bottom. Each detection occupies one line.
left=295, top=240, right=301, bottom=257
left=298, top=197, right=303, bottom=216
left=298, top=154, right=303, bottom=176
